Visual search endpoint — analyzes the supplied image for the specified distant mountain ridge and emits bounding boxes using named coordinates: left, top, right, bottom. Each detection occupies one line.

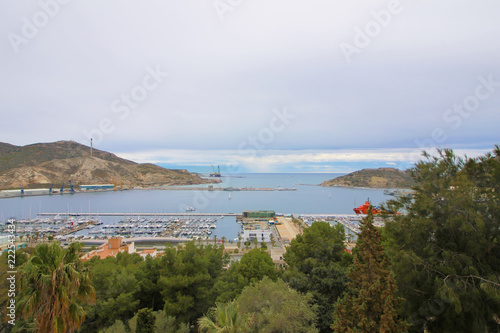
left=321, top=167, right=414, bottom=189
left=0, top=141, right=217, bottom=190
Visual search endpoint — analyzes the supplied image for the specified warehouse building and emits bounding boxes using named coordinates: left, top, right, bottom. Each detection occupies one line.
left=79, top=184, right=115, bottom=191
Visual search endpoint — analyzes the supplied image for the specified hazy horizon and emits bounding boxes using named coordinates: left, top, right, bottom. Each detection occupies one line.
left=1, top=1, right=499, bottom=172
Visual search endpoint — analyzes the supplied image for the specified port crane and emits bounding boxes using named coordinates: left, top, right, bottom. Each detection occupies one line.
left=210, top=165, right=221, bottom=177
left=58, top=181, right=75, bottom=194
left=69, top=180, right=75, bottom=194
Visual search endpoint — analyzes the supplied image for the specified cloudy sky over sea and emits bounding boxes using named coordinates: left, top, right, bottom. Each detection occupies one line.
left=1, top=1, right=499, bottom=172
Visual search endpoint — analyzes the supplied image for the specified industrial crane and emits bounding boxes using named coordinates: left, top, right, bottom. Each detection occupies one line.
left=210, top=165, right=221, bottom=177
left=69, top=180, right=75, bottom=194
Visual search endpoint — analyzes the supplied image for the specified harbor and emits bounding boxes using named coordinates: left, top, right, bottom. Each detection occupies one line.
left=38, top=212, right=239, bottom=217
left=0, top=173, right=391, bottom=245
left=0, top=185, right=297, bottom=199
left=1, top=211, right=378, bottom=245
left=2, top=215, right=225, bottom=241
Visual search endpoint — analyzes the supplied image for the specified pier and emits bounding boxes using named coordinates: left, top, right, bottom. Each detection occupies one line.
left=157, top=187, right=297, bottom=191
left=38, top=212, right=239, bottom=217
left=0, top=186, right=297, bottom=199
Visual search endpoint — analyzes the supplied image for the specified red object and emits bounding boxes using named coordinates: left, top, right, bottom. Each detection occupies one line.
left=353, top=201, right=382, bottom=215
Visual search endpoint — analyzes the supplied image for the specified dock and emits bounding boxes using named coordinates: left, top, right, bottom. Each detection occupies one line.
left=38, top=212, right=239, bottom=217
left=157, top=187, right=297, bottom=191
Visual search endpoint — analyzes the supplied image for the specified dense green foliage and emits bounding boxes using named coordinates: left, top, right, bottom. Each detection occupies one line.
left=213, top=248, right=277, bottom=303
left=128, top=310, right=189, bottom=333
left=160, top=242, right=226, bottom=325
left=82, top=253, right=143, bottom=330
left=79, top=242, right=227, bottom=331
left=136, top=308, right=156, bottom=333
left=198, top=300, right=252, bottom=333
left=385, top=148, right=500, bottom=332
left=17, top=242, right=95, bottom=333
left=237, top=277, right=318, bottom=333
left=283, top=221, right=352, bottom=333
left=332, top=211, right=407, bottom=332
left=0, top=249, right=28, bottom=332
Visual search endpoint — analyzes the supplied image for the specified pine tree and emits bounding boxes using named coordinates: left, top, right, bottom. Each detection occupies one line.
left=384, top=148, right=500, bottom=332
left=332, top=210, right=407, bottom=333
left=136, top=308, right=156, bottom=333
left=283, top=222, right=350, bottom=332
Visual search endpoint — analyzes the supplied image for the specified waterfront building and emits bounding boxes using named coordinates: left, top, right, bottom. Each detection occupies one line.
left=242, top=211, right=276, bottom=220
left=79, top=184, right=115, bottom=191
left=80, top=237, right=136, bottom=260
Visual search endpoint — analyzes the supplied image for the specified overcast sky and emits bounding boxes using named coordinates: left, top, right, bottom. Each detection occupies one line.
left=1, top=0, right=499, bottom=173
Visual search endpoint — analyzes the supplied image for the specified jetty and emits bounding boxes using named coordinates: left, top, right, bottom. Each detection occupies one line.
left=38, top=212, right=239, bottom=217
left=157, top=187, right=297, bottom=191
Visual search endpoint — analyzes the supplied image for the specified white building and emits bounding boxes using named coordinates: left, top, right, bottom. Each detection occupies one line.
left=241, top=229, right=272, bottom=243
left=139, top=248, right=158, bottom=259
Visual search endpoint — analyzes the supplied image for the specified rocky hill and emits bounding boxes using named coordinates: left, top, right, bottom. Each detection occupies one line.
left=321, top=167, right=414, bottom=189
left=0, top=141, right=218, bottom=190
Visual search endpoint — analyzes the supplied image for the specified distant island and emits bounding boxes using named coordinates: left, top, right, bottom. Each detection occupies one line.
left=0, top=140, right=219, bottom=190
left=321, top=167, right=414, bottom=189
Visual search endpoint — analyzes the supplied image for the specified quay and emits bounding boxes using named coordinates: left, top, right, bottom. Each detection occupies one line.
left=157, top=187, right=297, bottom=191
left=38, top=212, right=239, bottom=217
left=0, top=186, right=297, bottom=199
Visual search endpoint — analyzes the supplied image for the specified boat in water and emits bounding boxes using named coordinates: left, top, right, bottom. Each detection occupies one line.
left=353, top=200, right=399, bottom=215
left=353, top=200, right=383, bottom=214
left=186, top=206, right=195, bottom=212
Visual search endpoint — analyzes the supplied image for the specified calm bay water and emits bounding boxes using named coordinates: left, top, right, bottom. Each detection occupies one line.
left=0, top=173, right=392, bottom=240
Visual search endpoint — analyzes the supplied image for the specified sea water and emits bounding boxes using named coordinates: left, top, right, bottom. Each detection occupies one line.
left=0, top=173, right=392, bottom=240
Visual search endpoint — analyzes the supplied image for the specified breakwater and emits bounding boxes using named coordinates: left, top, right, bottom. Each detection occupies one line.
left=38, top=212, right=239, bottom=217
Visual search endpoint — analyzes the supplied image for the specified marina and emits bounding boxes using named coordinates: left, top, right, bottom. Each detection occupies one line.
left=38, top=212, right=239, bottom=217
left=2, top=215, right=225, bottom=241
left=1, top=211, right=382, bottom=245
left=0, top=173, right=391, bottom=242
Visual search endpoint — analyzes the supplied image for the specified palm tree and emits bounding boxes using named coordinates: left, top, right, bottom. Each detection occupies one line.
left=17, top=242, right=95, bottom=332
left=198, top=300, right=252, bottom=333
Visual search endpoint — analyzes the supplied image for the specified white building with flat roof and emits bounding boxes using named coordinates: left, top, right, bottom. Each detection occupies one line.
left=241, top=229, right=272, bottom=243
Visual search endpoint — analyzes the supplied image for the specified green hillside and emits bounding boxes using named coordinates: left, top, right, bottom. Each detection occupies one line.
left=0, top=140, right=217, bottom=190
left=321, top=167, right=414, bottom=189
left=0, top=140, right=135, bottom=174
